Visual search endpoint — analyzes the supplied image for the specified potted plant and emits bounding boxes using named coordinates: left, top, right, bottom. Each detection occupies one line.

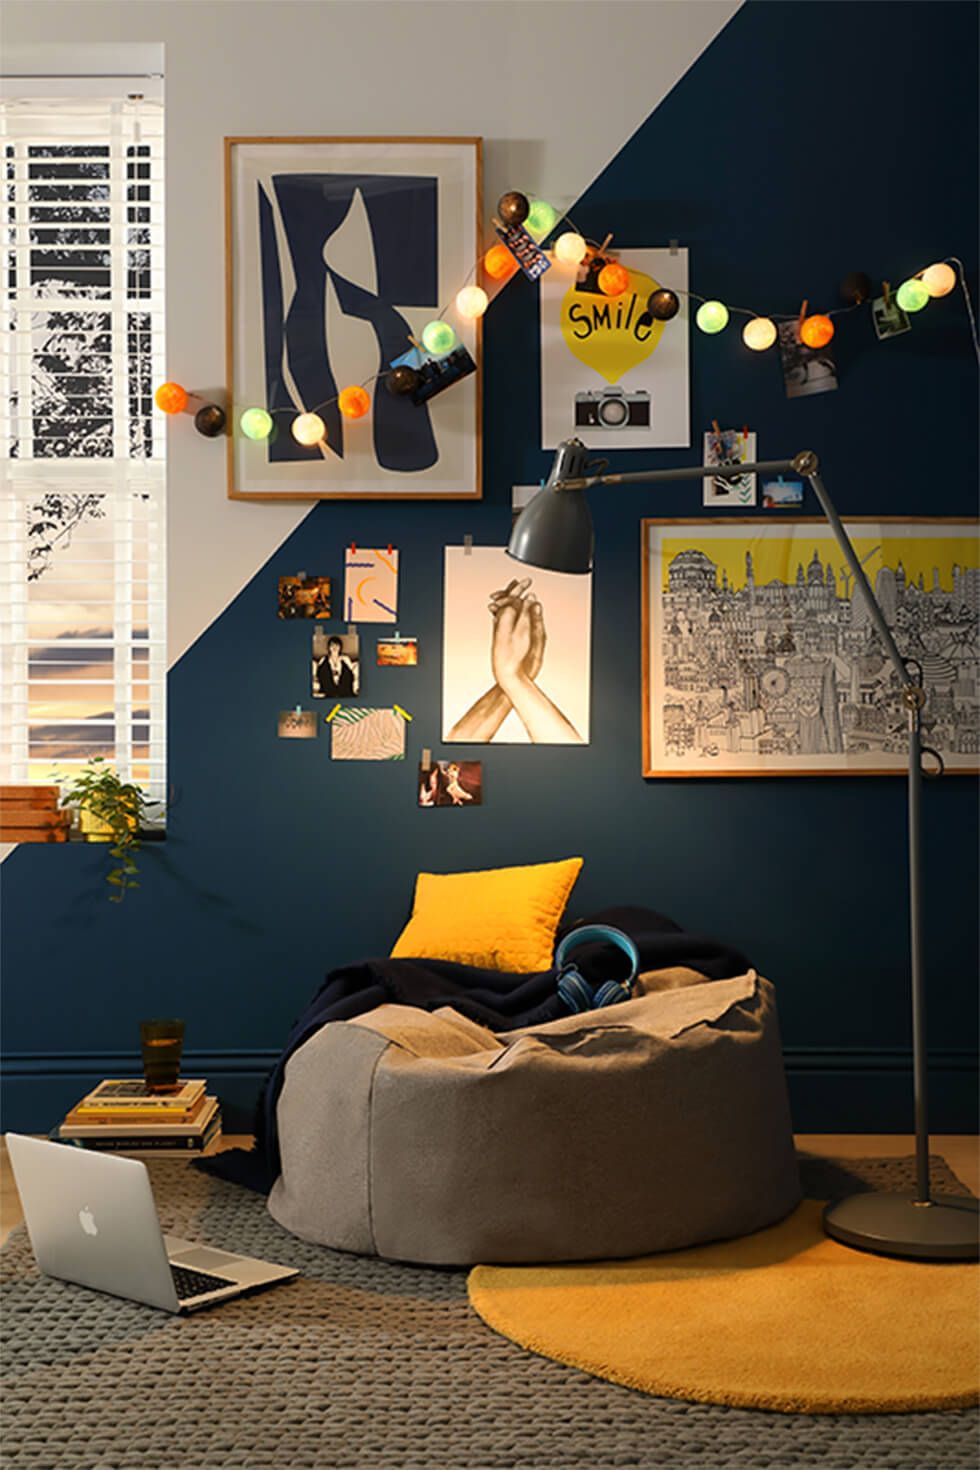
left=59, top=758, right=160, bottom=902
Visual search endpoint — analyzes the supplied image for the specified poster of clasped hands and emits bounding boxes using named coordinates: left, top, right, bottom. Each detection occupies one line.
left=442, top=547, right=591, bottom=744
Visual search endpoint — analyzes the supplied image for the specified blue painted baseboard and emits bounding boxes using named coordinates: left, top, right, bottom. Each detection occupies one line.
left=2, top=1048, right=976, bottom=1137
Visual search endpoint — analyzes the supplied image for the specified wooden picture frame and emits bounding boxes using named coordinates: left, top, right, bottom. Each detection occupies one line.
left=642, top=516, right=980, bottom=778
left=225, top=136, right=483, bottom=501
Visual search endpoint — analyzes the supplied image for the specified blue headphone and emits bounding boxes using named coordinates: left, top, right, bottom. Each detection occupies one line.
left=555, top=924, right=640, bottom=1014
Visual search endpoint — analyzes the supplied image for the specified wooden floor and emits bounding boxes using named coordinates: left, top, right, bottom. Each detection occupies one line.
left=1, top=1134, right=977, bottom=1248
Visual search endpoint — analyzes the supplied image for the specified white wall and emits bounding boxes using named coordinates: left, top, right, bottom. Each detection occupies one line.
left=1, top=0, right=740, bottom=665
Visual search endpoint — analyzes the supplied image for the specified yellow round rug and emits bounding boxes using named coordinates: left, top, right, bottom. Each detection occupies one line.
left=468, top=1200, right=980, bottom=1414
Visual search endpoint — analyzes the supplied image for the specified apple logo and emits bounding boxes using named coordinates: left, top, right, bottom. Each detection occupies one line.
left=78, top=1206, right=98, bottom=1237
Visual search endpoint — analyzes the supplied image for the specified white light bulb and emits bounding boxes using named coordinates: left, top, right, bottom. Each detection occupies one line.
left=456, top=285, right=488, bottom=319
left=554, top=232, right=587, bottom=267
left=292, top=412, right=326, bottom=447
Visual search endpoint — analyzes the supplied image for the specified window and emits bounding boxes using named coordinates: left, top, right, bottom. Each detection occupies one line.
left=0, top=83, right=166, bottom=813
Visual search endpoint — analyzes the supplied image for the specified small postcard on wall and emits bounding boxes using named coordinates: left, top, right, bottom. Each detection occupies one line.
left=377, top=637, right=418, bottom=666
left=703, top=428, right=756, bottom=507
left=278, top=709, right=318, bottom=739
left=418, top=759, right=483, bottom=807
left=762, top=476, right=804, bottom=509
left=330, top=707, right=406, bottom=760
left=344, top=547, right=399, bottom=623
left=278, top=574, right=331, bottom=619
left=312, top=631, right=360, bottom=699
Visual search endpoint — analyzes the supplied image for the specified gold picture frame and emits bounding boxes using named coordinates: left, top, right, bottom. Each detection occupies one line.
left=225, top=136, right=483, bottom=501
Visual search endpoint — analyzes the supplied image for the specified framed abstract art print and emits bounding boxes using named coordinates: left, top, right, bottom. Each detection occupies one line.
left=225, top=136, right=482, bottom=500
left=642, top=517, right=979, bottom=778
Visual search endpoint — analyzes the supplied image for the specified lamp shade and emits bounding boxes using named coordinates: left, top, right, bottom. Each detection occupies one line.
left=507, top=439, right=595, bottom=574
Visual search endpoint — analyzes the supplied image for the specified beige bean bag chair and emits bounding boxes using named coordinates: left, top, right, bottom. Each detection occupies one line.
left=268, top=969, right=801, bottom=1265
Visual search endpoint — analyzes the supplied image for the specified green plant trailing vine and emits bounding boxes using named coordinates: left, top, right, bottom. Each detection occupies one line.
left=58, top=758, right=161, bottom=902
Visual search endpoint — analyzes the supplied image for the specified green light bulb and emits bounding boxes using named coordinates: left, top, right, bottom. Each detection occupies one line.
left=525, top=200, right=559, bottom=242
left=240, top=407, right=273, bottom=440
left=421, top=320, right=457, bottom=356
left=895, top=278, right=929, bottom=314
left=696, top=300, right=729, bottom=334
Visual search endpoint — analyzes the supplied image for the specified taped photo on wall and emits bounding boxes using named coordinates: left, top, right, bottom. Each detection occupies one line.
left=312, top=631, right=360, bottom=699
left=418, top=759, right=483, bottom=807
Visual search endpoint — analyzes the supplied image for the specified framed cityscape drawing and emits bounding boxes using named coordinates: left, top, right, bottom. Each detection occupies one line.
left=225, top=136, right=482, bottom=500
left=642, top=518, right=980, bottom=777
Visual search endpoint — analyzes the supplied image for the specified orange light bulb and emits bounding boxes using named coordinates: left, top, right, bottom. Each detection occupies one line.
left=338, top=386, right=371, bottom=419
left=598, top=261, right=631, bottom=297
left=799, top=314, right=834, bottom=349
left=154, top=381, right=188, bottom=415
left=921, top=262, right=956, bottom=298
left=484, top=243, right=519, bottom=282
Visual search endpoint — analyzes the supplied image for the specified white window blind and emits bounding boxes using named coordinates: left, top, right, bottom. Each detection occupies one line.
left=0, top=84, right=166, bottom=813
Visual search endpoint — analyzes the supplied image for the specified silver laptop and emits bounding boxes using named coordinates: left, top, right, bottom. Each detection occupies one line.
left=6, top=1133, right=299, bottom=1313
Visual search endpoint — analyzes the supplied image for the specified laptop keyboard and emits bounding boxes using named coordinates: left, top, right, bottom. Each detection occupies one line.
left=171, top=1264, right=236, bottom=1300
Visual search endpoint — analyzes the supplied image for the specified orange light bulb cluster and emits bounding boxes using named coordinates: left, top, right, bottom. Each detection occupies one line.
left=799, top=313, right=835, bottom=349
left=484, top=243, right=519, bottom=282
left=154, top=381, right=188, bottom=415
left=338, top=386, right=371, bottom=419
left=598, top=261, right=631, bottom=297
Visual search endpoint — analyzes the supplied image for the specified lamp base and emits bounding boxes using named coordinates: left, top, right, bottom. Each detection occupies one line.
left=823, top=1190, right=979, bottom=1261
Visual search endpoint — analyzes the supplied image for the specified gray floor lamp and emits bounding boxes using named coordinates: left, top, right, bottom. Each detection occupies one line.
left=509, top=437, right=979, bottom=1262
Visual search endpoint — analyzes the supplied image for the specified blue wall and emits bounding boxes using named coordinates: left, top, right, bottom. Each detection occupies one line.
left=3, top=0, right=977, bottom=1134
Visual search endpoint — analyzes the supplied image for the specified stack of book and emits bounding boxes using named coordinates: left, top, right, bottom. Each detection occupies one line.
left=53, top=1079, right=222, bottom=1156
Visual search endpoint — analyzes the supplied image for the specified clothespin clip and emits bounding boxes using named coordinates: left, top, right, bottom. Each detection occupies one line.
left=711, top=419, right=722, bottom=438
left=669, top=239, right=679, bottom=256
left=294, top=704, right=302, bottom=715
left=882, top=280, right=892, bottom=308
left=394, top=705, right=413, bottom=722
left=350, top=541, right=356, bottom=556
left=324, top=703, right=341, bottom=723
left=464, top=534, right=473, bottom=556
left=347, top=622, right=357, bottom=637
left=407, top=335, right=422, bottom=351
left=421, top=747, right=432, bottom=772
left=598, top=233, right=614, bottom=256
left=742, top=425, right=749, bottom=441
left=798, top=299, right=808, bottom=336
left=386, top=542, right=393, bottom=557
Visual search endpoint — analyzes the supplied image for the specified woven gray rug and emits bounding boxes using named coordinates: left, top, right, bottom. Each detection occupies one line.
left=2, top=1154, right=976, bottom=1469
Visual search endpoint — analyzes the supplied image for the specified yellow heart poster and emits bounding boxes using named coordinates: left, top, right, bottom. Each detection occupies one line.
left=540, top=248, right=690, bottom=450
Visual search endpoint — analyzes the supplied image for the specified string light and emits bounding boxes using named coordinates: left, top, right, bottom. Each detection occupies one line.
left=338, top=387, right=371, bottom=419
left=387, top=365, right=419, bottom=396
left=154, top=382, right=188, bottom=414
left=422, top=320, right=457, bottom=355
left=896, top=277, right=930, bottom=313
left=497, top=191, right=529, bottom=227
left=598, top=261, right=631, bottom=297
left=920, top=262, right=956, bottom=298
left=240, top=407, right=273, bottom=440
left=292, top=412, right=327, bottom=446
left=647, top=288, right=680, bottom=321
left=554, top=231, right=587, bottom=267
left=743, top=316, right=777, bottom=351
left=194, top=404, right=226, bottom=437
left=484, top=243, right=518, bottom=282
left=800, top=313, right=835, bottom=348
left=455, top=285, right=489, bottom=319
left=696, top=300, right=729, bottom=334
left=525, top=200, right=558, bottom=242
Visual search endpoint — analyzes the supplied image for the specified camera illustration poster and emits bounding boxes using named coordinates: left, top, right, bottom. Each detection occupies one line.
left=643, top=518, right=980, bottom=777
left=540, top=248, right=690, bottom=450
left=226, top=138, right=481, bottom=499
left=443, top=547, right=591, bottom=745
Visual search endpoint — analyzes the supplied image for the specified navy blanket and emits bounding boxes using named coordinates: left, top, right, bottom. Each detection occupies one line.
left=197, top=906, right=751, bottom=1194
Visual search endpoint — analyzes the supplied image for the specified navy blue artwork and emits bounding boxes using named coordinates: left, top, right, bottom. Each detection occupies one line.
left=259, top=172, right=439, bottom=471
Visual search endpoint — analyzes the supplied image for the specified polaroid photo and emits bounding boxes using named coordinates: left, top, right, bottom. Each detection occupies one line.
left=278, top=710, right=318, bottom=739
left=389, top=343, right=477, bottom=407
left=418, top=759, right=483, bottom=808
left=312, top=631, right=360, bottom=699
left=278, top=574, right=331, bottom=619
left=377, top=637, right=418, bottom=667
left=777, top=322, right=838, bottom=399
left=494, top=222, right=550, bottom=281
left=703, top=429, right=757, bottom=507
left=762, top=477, right=805, bottom=509
left=871, top=294, right=911, bottom=341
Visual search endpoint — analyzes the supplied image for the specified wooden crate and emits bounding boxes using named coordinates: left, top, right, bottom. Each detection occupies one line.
left=0, top=785, right=70, bottom=843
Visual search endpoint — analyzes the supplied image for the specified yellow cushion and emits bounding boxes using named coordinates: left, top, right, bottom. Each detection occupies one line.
left=390, top=858, right=584, bottom=973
